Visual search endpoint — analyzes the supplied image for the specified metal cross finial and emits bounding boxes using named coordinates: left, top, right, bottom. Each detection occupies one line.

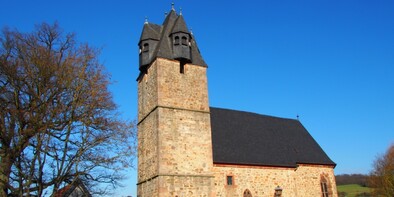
left=144, top=16, right=148, bottom=24
left=171, top=2, right=175, bottom=11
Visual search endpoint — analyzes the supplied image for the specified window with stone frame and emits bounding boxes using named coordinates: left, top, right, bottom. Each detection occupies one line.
left=321, top=177, right=330, bottom=197
left=243, top=189, right=252, bottom=197
left=226, top=175, right=233, bottom=186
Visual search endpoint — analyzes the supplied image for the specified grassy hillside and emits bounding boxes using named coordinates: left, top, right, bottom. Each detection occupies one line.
left=337, top=184, right=372, bottom=197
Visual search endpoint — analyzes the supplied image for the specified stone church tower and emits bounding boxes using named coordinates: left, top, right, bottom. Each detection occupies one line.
left=136, top=6, right=337, bottom=197
left=137, top=8, right=214, bottom=196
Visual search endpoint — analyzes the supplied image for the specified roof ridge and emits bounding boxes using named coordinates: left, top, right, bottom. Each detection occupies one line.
left=210, top=106, right=298, bottom=121
left=152, top=10, right=177, bottom=59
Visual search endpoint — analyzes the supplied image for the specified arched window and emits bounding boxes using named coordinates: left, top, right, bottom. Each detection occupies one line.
left=321, top=180, right=329, bottom=197
left=143, top=43, right=149, bottom=52
left=243, top=189, right=252, bottom=197
left=181, top=36, right=187, bottom=45
left=320, top=176, right=331, bottom=197
left=174, top=36, right=180, bottom=45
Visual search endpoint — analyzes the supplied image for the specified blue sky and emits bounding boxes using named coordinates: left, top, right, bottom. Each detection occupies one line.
left=1, top=0, right=393, bottom=196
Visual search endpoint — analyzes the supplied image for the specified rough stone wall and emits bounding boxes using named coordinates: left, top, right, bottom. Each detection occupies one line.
left=158, top=107, right=213, bottom=175
left=138, top=60, right=159, bottom=122
left=295, top=164, right=337, bottom=197
left=137, top=58, right=214, bottom=196
left=138, top=177, right=159, bottom=197
left=157, top=175, right=214, bottom=197
left=137, top=109, right=158, bottom=182
left=137, top=58, right=160, bottom=197
left=156, top=58, right=209, bottom=112
left=212, top=164, right=337, bottom=197
left=137, top=57, right=209, bottom=120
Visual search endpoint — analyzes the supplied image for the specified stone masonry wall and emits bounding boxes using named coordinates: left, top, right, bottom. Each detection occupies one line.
left=294, top=164, right=337, bottom=197
left=138, top=176, right=159, bottom=197
left=212, top=164, right=337, bottom=197
left=156, top=58, right=209, bottom=112
left=138, top=58, right=213, bottom=196
left=158, top=107, right=213, bottom=175
left=138, top=59, right=159, bottom=122
left=137, top=109, right=158, bottom=182
left=157, top=175, right=214, bottom=197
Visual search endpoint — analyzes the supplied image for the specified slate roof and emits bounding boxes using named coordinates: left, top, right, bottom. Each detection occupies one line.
left=139, top=23, right=161, bottom=43
left=171, top=14, right=189, bottom=34
left=138, top=10, right=207, bottom=67
left=210, top=107, right=336, bottom=167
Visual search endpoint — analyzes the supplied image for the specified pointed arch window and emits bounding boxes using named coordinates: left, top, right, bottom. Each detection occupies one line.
left=321, top=181, right=329, bottom=197
left=181, top=36, right=187, bottom=46
left=243, top=189, right=252, bottom=197
left=320, top=176, right=331, bottom=197
left=174, top=36, right=180, bottom=45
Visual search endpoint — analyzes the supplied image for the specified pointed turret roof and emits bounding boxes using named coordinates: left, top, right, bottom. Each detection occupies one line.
left=190, top=34, right=207, bottom=67
left=139, top=22, right=161, bottom=43
left=153, top=10, right=177, bottom=60
left=171, top=14, right=190, bottom=34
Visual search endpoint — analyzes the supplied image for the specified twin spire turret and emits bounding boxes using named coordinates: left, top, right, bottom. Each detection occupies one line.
left=138, top=5, right=207, bottom=75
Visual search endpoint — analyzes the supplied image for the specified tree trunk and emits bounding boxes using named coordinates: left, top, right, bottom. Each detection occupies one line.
left=0, top=155, right=12, bottom=196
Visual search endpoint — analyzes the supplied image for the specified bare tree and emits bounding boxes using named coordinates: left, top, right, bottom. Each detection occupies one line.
left=0, top=22, right=136, bottom=196
left=369, top=144, right=394, bottom=197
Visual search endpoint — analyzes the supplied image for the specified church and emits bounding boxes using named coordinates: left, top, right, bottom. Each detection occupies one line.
left=136, top=6, right=337, bottom=197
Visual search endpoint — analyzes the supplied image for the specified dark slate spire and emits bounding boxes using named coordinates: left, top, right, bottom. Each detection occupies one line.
left=139, top=22, right=161, bottom=42
left=153, top=10, right=178, bottom=60
left=137, top=8, right=207, bottom=74
left=190, top=34, right=207, bottom=67
left=171, top=13, right=189, bottom=34
left=138, top=22, right=161, bottom=71
left=170, top=14, right=191, bottom=62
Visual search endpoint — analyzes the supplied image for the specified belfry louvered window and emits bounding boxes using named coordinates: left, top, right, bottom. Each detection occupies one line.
left=174, top=36, right=180, bottom=45
left=181, top=36, right=187, bottom=45
left=143, top=43, right=149, bottom=52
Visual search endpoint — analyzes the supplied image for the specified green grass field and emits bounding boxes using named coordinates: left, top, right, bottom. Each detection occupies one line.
left=337, top=184, right=372, bottom=197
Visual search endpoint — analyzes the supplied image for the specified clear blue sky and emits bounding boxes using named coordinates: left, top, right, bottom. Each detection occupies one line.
left=1, top=1, right=393, bottom=196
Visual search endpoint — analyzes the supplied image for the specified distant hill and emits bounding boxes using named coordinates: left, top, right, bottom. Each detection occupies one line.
left=335, top=174, right=369, bottom=187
